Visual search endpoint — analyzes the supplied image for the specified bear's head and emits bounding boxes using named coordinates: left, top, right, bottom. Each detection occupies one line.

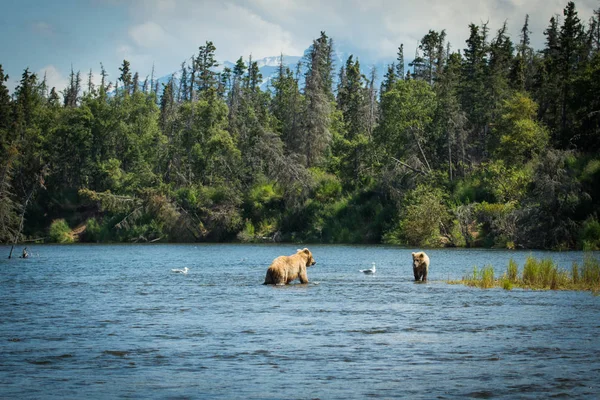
left=412, top=252, right=423, bottom=268
left=298, top=248, right=316, bottom=267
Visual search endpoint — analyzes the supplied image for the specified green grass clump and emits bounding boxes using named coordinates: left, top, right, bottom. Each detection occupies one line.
left=500, top=278, right=513, bottom=290
left=579, top=254, right=600, bottom=291
left=450, top=254, right=600, bottom=293
left=461, top=265, right=495, bottom=289
left=523, top=256, right=557, bottom=288
left=507, top=258, right=518, bottom=282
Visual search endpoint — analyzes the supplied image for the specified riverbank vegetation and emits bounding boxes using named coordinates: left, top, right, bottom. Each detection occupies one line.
left=450, top=254, right=600, bottom=292
left=1, top=2, right=599, bottom=249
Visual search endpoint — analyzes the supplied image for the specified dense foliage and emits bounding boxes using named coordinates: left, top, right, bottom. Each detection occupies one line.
left=1, top=3, right=600, bottom=249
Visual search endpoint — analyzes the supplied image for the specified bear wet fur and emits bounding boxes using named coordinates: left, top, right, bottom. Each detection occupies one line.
left=412, top=251, right=430, bottom=282
left=264, top=248, right=317, bottom=285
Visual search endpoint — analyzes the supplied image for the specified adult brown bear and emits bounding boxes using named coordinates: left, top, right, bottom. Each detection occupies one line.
left=264, top=248, right=317, bottom=285
left=412, top=251, right=430, bottom=282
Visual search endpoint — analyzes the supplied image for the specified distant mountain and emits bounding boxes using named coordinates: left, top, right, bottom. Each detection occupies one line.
left=221, top=55, right=303, bottom=91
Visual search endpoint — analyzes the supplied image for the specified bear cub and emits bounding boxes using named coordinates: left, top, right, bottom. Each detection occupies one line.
left=412, top=251, right=430, bottom=282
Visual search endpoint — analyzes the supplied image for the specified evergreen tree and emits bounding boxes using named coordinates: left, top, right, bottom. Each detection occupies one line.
left=118, top=60, right=132, bottom=95
left=48, top=87, right=60, bottom=108
left=63, top=68, right=81, bottom=108
left=381, top=63, right=397, bottom=95
left=195, top=41, right=219, bottom=97
left=0, top=65, right=11, bottom=132
left=132, top=72, right=140, bottom=95
left=434, top=51, right=468, bottom=180
left=226, top=57, right=246, bottom=136
left=536, top=16, right=561, bottom=134
left=396, top=44, right=405, bottom=80
left=366, top=66, right=378, bottom=138
left=98, top=63, right=111, bottom=100
left=219, top=67, right=232, bottom=100
left=511, top=14, right=535, bottom=91
left=557, top=1, right=585, bottom=147
left=461, top=23, right=491, bottom=160
left=414, top=30, right=447, bottom=84
left=487, top=22, right=514, bottom=120
left=159, top=77, right=177, bottom=181
left=302, top=31, right=334, bottom=167
left=179, top=61, right=188, bottom=103
left=86, top=69, right=96, bottom=97
left=13, top=68, right=40, bottom=139
left=271, top=55, right=302, bottom=154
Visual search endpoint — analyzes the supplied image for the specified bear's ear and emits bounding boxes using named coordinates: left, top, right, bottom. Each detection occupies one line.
left=411, top=252, right=415, bottom=256
left=302, top=248, right=310, bottom=255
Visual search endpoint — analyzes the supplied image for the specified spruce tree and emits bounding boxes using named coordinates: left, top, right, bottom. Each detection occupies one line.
left=118, top=60, right=132, bottom=95
left=86, top=69, right=95, bottom=97
left=381, top=63, right=397, bottom=95
left=461, top=23, right=490, bottom=160
left=63, top=68, right=81, bottom=108
left=488, top=22, right=514, bottom=119
left=132, top=72, right=140, bottom=95
left=558, top=1, right=584, bottom=146
left=195, top=41, right=219, bottom=97
left=0, top=65, right=11, bottom=132
left=511, top=14, right=534, bottom=91
left=179, top=61, right=188, bottom=103
left=302, top=31, right=334, bottom=167
left=271, top=55, right=302, bottom=155
left=415, top=30, right=447, bottom=85
left=48, top=87, right=60, bottom=108
left=396, top=44, right=405, bottom=80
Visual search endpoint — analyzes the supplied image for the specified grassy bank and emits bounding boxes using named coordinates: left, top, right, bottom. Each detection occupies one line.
left=449, top=254, right=600, bottom=293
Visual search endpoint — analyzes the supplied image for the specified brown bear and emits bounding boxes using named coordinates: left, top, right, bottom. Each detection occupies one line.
left=264, top=248, right=317, bottom=285
left=412, top=251, right=430, bottom=282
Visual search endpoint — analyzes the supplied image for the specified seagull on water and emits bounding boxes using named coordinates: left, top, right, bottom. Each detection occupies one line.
left=171, top=267, right=189, bottom=274
left=360, top=263, right=376, bottom=274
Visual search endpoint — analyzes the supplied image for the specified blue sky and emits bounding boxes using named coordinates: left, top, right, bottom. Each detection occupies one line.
left=1, top=0, right=598, bottom=93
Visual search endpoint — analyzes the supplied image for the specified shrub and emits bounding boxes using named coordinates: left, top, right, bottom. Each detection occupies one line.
left=82, top=217, right=111, bottom=242
left=474, top=201, right=518, bottom=248
left=237, top=220, right=256, bottom=243
left=311, top=171, right=342, bottom=204
left=580, top=217, right=600, bottom=250
left=384, top=184, right=451, bottom=247
left=49, top=219, right=74, bottom=244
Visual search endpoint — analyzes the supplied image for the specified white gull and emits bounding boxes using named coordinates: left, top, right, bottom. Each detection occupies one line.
left=360, top=263, right=376, bottom=274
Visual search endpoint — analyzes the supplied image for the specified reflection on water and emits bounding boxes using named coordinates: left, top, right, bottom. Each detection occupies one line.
left=1, top=244, right=599, bottom=399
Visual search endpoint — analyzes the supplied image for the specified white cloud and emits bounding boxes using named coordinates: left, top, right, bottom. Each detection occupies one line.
left=38, top=65, right=68, bottom=92
left=30, top=21, right=57, bottom=37
left=122, top=0, right=304, bottom=75
left=107, top=0, right=598, bottom=79
left=129, top=21, right=170, bottom=48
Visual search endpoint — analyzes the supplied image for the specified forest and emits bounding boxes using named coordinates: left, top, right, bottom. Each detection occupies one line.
left=1, top=1, right=600, bottom=250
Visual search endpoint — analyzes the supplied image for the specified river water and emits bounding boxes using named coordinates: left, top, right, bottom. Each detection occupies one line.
left=1, top=244, right=599, bottom=399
